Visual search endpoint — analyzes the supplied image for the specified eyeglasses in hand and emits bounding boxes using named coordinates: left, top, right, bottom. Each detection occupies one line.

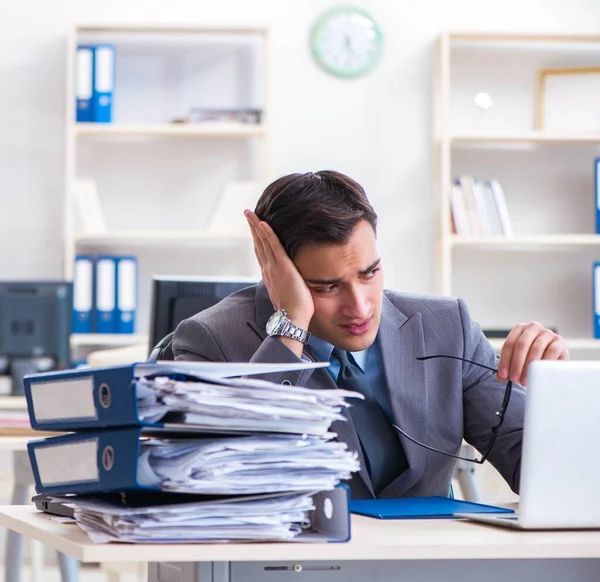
left=392, top=354, right=513, bottom=465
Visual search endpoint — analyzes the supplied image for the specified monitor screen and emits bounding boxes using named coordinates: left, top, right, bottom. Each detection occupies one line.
left=0, top=280, right=72, bottom=395
left=149, top=276, right=258, bottom=353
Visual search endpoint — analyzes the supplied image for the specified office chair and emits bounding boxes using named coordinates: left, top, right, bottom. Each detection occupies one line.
left=148, top=331, right=175, bottom=361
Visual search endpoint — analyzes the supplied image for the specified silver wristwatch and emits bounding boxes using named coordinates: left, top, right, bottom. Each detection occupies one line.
left=265, top=309, right=311, bottom=345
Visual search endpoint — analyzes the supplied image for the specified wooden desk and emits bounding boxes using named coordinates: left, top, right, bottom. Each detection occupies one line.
left=0, top=403, right=77, bottom=582
left=0, top=506, right=599, bottom=582
left=0, top=396, right=27, bottom=411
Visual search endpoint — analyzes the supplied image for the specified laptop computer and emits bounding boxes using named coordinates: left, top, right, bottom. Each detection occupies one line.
left=457, top=360, right=600, bottom=530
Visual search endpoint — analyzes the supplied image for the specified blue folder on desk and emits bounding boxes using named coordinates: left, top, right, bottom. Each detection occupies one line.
left=350, top=497, right=514, bottom=519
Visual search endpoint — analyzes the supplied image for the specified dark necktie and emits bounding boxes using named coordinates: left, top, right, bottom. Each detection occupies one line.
left=331, top=348, right=407, bottom=494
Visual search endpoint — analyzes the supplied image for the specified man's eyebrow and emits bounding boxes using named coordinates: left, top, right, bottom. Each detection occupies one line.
left=304, top=259, right=381, bottom=286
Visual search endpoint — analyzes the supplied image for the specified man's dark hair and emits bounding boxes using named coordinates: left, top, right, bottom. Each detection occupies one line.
left=254, top=170, right=378, bottom=259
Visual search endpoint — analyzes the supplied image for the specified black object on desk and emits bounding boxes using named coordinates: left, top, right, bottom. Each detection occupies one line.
left=0, top=280, right=72, bottom=395
left=148, top=276, right=257, bottom=357
left=32, top=494, right=75, bottom=519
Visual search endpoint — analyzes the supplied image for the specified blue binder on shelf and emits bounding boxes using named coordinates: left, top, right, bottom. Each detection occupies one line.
left=23, top=361, right=328, bottom=431
left=75, top=45, right=94, bottom=122
left=594, top=262, right=600, bottom=339
left=72, top=255, right=94, bottom=334
left=350, top=497, right=514, bottom=520
left=94, top=255, right=117, bottom=333
left=115, top=255, right=137, bottom=334
left=92, top=44, right=115, bottom=123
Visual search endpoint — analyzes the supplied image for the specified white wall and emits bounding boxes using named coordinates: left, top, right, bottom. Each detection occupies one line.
left=2, top=0, right=600, bottom=294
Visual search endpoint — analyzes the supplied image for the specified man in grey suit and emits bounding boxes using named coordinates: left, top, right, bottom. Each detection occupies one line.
left=173, top=170, right=569, bottom=500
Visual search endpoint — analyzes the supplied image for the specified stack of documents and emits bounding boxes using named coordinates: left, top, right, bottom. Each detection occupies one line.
left=136, top=374, right=358, bottom=435
left=29, top=428, right=359, bottom=496
left=24, top=361, right=359, bottom=434
left=24, top=361, right=359, bottom=543
left=75, top=492, right=317, bottom=543
left=58, top=488, right=350, bottom=543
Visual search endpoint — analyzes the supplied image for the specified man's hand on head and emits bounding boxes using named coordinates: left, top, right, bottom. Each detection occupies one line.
left=497, top=322, right=569, bottom=386
left=244, top=210, right=314, bottom=329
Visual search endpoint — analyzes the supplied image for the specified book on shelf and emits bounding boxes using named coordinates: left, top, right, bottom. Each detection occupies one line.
left=488, top=180, right=514, bottom=236
left=451, top=175, right=513, bottom=237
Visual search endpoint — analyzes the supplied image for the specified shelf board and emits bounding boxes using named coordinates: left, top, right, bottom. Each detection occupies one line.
left=75, top=231, right=250, bottom=246
left=447, top=31, right=600, bottom=44
left=75, top=23, right=267, bottom=35
left=73, top=123, right=267, bottom=138
left=70, top=334, right=148, bottom=348
left=450, top=132, right=600, bottom=145
left=451, top=235, right=600, bottom=248
left=488, top=337, right=600, bottom=352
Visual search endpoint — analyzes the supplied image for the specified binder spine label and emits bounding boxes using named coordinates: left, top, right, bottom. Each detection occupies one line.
left=594, top=262, right=600, bottom=339
left=34, top=438, right=99, bottom=486
left=30, top=376, right=97, bottom=423
left=29, top=428, right=142, bottom=494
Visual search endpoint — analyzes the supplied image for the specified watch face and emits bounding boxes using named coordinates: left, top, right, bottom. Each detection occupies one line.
left=311, top=7, right=383, bottom=78
left=266, top=310, right=286, bottom=335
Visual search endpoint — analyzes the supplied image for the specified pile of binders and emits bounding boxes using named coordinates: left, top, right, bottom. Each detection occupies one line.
left=24, top=361, right=360, bottom=544
left=73, top=254, right=138, bottom=335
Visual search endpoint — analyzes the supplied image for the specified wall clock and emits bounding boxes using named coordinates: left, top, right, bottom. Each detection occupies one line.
left=310, top=6, right=383, bottom=79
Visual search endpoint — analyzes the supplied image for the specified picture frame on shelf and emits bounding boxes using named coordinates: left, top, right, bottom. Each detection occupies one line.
left=536, top=67, right=600, bottom=132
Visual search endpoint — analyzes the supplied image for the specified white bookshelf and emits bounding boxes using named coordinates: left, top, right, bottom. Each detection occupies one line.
left=451, top=234, right=600, bottom=248
left=70, top=333, right=148, bottom=348
left=73, top=122, right=267, bottom=138
left=64, top=23, right=270, bottom=347
left=451, top=132, right=600, bottom=145
left=74, top=23, right=268, bottom=35
left=75, top=230, right=249, bottom=245
left=435, top=32, right=600, bottom=352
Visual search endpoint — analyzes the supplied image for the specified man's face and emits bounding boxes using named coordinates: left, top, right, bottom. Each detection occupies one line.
left=293, top=220, right=384, bottom=352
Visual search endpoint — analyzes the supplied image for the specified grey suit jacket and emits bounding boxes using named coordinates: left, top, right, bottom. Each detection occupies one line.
left=172, top=282, right=525, bottom=499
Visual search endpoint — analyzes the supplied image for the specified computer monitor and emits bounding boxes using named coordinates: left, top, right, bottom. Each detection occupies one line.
left=149, top=276, right=258, bottom=354
left=0, top=280, right=72, bottom=395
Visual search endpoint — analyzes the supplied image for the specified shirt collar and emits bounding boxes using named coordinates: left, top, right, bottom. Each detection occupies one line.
left=308, top=334, right=367, bottom=372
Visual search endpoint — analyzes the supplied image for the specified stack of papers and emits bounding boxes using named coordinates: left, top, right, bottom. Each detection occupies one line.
left=137, top=434, right=359, bottom=494
left=28, top=361, right=361, bottom=543
left=71, top=492, right=318, bottom=543
left=136, top=374, right=362, bottom=436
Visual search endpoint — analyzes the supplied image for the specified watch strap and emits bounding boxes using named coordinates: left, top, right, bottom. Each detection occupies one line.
left=280, top=318, right=311, bottom=345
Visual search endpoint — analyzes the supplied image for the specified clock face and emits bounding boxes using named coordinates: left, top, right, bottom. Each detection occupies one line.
left=311, top=7, right=383, bottom=78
